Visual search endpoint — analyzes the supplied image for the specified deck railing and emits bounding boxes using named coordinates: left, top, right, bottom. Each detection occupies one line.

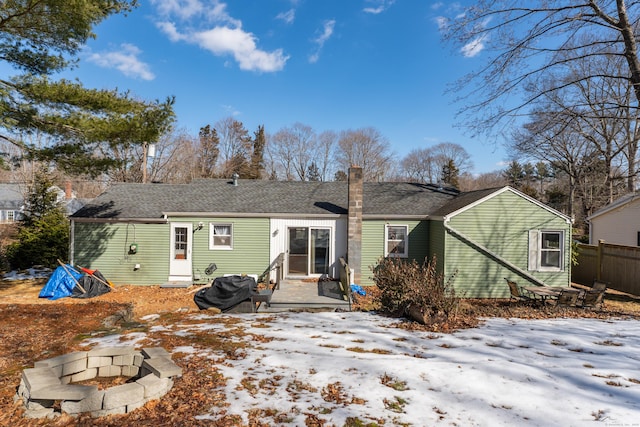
left=339, top=257, right=352, bottom=309
left=259, top=253, right=285, bottom=291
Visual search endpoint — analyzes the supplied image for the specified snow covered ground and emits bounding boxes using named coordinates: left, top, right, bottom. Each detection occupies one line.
left=85, top=312, right=640, bottom=426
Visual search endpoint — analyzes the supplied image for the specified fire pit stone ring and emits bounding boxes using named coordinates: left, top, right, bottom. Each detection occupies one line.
left=16, top=346, right=181, bottom=419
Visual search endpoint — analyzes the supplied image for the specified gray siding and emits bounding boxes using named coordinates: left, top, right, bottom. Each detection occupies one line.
left=443, top=190, right=571, bottom=298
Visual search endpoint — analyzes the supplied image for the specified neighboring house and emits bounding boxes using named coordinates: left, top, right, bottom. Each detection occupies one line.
left=50, top=182, right=90, bottom=216
left=588, top=192, right=640, bottom=247
left=69, top=168, right=572, bottom=298
left=0, top=182, right=88, bottom=224
left=0, top=183, right=24, bottom=223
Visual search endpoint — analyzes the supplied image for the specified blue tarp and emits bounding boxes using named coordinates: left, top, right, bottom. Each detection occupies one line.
left=39, top=265, right=83, bottom=300
left=350, top=284, right=366, bottom=296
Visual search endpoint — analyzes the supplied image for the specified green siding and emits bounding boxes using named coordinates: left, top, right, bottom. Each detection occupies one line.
left=72, top=217, right=271, bottom=285
left=442, top=191, right=571, bottom=298
left=429, top=220, right=446, bottom=275
left=360, top=220, right=430, bottom=286
left=73, top=222, right=170, bottom=285
left=191, top=217, right=270, bottom=280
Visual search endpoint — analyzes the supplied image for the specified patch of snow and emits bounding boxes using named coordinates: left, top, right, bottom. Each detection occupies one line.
left=80, top=312, right=640, bottom=425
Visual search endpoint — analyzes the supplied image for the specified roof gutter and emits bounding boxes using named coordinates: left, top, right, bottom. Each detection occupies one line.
left=443, top=220, right=547, bottom=287
left=70, top=217, right=168, bottom=224
left=162, top=212, right=342, bottom=219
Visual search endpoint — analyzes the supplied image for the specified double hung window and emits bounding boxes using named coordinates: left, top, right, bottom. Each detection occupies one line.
left=210, top=223, right=233, bottom=250
left=385, top=225, right=408, bottom=258
left=528, top=230, right=564, bottom=271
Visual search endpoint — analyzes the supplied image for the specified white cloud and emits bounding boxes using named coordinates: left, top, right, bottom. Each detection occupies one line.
left=363, top=0, right=395, bottom=14
left=87, top=44, right=155, bottom=80
left=221, top=104, right=241, bottom=116
left=309, top=19, right=335, bottom=64
left=156, top=21, right=185, bottom=42
left=151, top=1, right=288, bottom=73
left=276, top=9, right=295, bottom=24
left=194, top=26, right=289, bottom=72
left=461, top=35, right=486, bottom=58
left=150, top=0, right=240, bottom=26
left=150, top=0, right=204, bottom=20
left=434, top=16, right=447, bottom=32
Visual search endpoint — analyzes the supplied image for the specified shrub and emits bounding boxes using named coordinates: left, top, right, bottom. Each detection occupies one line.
left=5, top=171, right=69, bottom=270
left=371, top=256, right=459, bottom=323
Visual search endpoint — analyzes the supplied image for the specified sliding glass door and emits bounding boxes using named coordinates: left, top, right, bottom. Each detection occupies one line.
left=287, top=227, right=331, bottom=276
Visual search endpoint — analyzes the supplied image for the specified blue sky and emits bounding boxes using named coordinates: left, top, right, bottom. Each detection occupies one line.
left=59, top=0, right=508, bottom=175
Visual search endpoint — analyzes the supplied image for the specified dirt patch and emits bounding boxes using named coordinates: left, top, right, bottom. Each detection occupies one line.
left=0, top=279, right=200, bottom=319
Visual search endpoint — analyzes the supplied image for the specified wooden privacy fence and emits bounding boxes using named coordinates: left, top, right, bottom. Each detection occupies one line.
left=573, top=241, right=640, bottom=296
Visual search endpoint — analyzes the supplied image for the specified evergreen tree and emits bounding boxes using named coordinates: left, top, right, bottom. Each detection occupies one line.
left=0, top=1, right=175, bottom=176
left=334, top=170, right=347, bottom=181
left=6, top=171, right=69, bottom=269
left=197, top=125, right=220, bottom=178
left=250, top=125, right=266, bottom=179
left=441, top=159, right=460, bottom=189
left=308, top=162, right=321, bottom=181
left=503, top=161, right=525, bottom=187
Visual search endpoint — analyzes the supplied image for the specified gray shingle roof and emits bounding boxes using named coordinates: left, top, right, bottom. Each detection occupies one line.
left=71, top=179, right=461, bottom=220
left=0, top=183, right=25, bottom=210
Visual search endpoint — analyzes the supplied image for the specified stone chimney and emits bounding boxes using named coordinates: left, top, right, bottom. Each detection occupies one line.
left=347, top=166, right=363, bottom=285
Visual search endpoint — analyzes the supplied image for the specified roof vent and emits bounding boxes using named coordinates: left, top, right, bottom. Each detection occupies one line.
left=232, top=172, right=239, bottom=186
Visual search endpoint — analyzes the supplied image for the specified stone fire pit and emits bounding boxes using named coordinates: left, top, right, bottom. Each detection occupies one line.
left=16, top=346, right=181, bottom=419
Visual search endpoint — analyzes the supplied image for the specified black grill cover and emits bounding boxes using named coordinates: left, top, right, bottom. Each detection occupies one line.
left=194, top=275, right=257, bottom=311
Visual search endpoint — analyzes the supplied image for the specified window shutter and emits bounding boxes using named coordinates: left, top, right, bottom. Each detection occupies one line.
left=528, top=230, right=539, bottom=271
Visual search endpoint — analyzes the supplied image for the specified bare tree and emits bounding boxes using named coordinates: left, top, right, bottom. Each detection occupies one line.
left=400, top=143, right=472, bottom=184
left=215, top=117, right=251, bottom=177
left=513, top=107, right=602, bottom=220
left=400, top=148, right=437, bottom=183
left=442, top=1, right=640, bottom=137
left=431, top=142, right=474, bottom=178
left=336, top=127, right=394, bottom=181
left=459, top=171, right=507, bottom=191
left=315, top=130, right=338, bottom=181
left=148, top=128, right=198, bottom=184
left=268, top=122, right=323, bottom=181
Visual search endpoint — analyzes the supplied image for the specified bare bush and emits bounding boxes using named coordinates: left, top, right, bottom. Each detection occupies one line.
left=371, top=256, right=459, bottom=324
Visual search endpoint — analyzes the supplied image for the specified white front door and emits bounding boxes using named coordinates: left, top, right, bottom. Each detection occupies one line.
left=169, top=222, right=192, bottom=281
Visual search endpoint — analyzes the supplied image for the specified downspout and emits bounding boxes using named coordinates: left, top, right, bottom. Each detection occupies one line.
left=443, top=221, right=548, bottom=287
left=69, top=219, right=75, bottom=266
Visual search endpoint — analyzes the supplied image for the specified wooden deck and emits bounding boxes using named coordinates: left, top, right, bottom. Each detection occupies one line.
left=256, top=279, right=351, bottom=312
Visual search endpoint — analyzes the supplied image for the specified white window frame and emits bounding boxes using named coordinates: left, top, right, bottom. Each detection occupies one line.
left=385, top=224, right=409, bottom=258
left=528, top=230, right=564, bottom=272
left=209, top=223, right=233, bottom=250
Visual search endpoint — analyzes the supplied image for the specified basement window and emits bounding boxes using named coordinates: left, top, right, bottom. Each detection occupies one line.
left=210, top=223, right=233, bottom=250
left=386, top=224, right=408, bottom=258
